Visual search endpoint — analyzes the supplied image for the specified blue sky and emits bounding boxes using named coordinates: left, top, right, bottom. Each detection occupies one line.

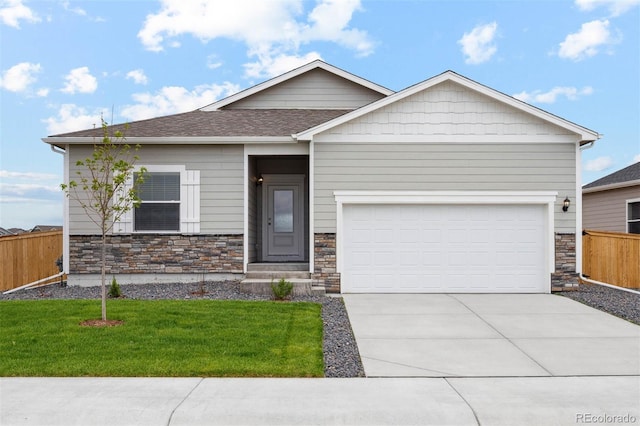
left=1, top=0, right=638, bottom=229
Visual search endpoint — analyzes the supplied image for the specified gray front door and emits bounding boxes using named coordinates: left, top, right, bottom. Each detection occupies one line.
left=262, top=174, right=305, bottom=262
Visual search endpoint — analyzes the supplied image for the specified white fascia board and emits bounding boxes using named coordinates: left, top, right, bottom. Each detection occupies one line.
left=43, top=136, right=295, bottom=145
left=244, top=142, right=309, bottom=156
left=334, top=191, right=559, bottom=205
left=295, top=71, right=600, bottom=143
left=310, top=134, right=581, bottom=144
left=201, top=60, right=393, bottom=111
left=582, top=180, right=640, bottom=194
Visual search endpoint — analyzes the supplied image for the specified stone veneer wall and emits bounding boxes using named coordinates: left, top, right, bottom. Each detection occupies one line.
left=552, top=233, right=578, bottom=291
left=69, top=234, right=243, bottom=274
left=312, top=233, right=341, bottom=293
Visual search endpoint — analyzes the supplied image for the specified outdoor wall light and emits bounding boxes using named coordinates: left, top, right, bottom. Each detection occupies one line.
left=562, top=196, right=570, bottom=212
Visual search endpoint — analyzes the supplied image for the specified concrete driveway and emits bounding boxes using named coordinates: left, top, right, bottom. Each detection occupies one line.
left=343, top=293, right=640, bottom=377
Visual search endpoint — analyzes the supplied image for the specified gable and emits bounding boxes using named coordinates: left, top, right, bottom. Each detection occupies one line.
left=221, top=68, right=387, bottom=110
left=312, top=80, right=580, bottom=143
left=297, top=71, right=599, bottom=144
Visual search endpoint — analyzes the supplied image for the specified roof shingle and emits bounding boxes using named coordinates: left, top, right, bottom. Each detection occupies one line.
left=583, top=162, right=640, bottom=189
left=50, top=109, right=349, bottom=138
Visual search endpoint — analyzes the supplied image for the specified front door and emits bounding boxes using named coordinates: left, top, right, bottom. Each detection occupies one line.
left=262, top=174, right=305, bottom=262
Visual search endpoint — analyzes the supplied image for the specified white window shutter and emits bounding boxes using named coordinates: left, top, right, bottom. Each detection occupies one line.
left=180, top=170, right=200, bottom=233
left=113, top=176, right=133, bottom=233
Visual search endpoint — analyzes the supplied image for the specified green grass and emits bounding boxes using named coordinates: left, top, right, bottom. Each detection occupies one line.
left=0, top=299, right=324, bottom=377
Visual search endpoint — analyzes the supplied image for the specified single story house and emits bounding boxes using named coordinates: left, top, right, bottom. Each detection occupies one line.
left=44, top=60, right=600, bottom=293
left=583, top=162, right=640, bottom=234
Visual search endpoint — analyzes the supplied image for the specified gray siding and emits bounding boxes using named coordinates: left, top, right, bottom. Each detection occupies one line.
left=583, top=186, right=640, bottom=232
left=68, top=144, right=244, bottom=234
left=314, top=142, right=577, bottom=233
left=226, top=68, right=386, bottom=110
left=314, top=81, right=578, bottom=142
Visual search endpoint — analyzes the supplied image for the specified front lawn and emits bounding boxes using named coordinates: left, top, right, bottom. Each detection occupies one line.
left=0, top=299, right=324, bottom=377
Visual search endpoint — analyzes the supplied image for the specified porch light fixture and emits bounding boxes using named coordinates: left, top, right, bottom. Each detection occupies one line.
left=562, top=196, right=570, bottom=212
left=256, top=175, right=264, bottom=186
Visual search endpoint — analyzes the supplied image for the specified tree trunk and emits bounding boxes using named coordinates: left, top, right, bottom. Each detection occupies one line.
left=101, top=229, right=107, bottom=321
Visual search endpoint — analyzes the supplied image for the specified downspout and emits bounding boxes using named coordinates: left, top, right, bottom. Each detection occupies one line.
left=49, top=143, right=69, bottom=275
left=575, top=137, right=637, bottom=293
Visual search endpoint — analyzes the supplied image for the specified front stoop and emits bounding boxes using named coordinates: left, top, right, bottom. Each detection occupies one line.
left=240, top=263, right=325, bottom=296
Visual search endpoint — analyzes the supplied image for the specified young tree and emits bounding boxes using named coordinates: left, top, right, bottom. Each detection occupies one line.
left=61, top=118, right=145, bottom=321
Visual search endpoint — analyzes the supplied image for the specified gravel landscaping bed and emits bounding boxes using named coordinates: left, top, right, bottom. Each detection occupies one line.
left=0, top=281, right=365, bottom=378
left=558, top=283, right=640, bottom=325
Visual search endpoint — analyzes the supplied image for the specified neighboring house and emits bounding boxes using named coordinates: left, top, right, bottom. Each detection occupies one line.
left=43, top=60, right=599, bottom=293
left=30, top=225, right=63, bottom=233
left=0, top=227, right=15, bottom=237
left=583, top=162, right=640, bottom=234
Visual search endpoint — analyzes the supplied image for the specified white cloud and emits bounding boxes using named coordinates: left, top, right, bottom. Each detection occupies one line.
left=43, top=104, right=102, bottom=135
left=62, top=0, right=86, bottom=16
left=302, top=0, right=374, bottom=56
left=558, top=19, right=619, bottom=61
left=458, top=22, right=498, bottom=65
left=634, top=154, right=640, bottom=163
left=126, top=69, right=148, bottom=85
left=0, top=182, right=60, bottom=198
left=0, top=61, right=41, bottom=92
left=206, top=55, right=222, bottom=70
left=0, top=169, right=63, bottom=228
left=575, top=0, right=640, bottom=16
left=0, top=170, right=59, bottom=180
left=0, top=0, right=40, bottom=28
left=584, top=156, right=614, bottom=171
left=244, top=51, right=322, bottom=79
left=513, top=86, right=594, bottom=104
left=120, top=82, right=240, bottom=121
left=61, top=66, right=98, bottom=94
left=137, top=0, right=373, bottom=78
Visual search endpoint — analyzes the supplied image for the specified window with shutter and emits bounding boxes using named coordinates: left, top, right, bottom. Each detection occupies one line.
left=113, top=165, right=200, bottom=234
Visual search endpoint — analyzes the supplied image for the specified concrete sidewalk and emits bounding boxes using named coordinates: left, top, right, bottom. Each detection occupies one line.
left=343, top=294, right=640, bottom=377
left=1, top=376, right=639, bottom=425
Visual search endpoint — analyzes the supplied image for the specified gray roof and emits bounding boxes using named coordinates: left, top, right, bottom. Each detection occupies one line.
left=50, top=109, right=349, bottom=138
left=583, top=162, right=640, bottom=189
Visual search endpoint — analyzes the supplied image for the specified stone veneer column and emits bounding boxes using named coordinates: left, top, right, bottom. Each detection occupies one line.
left=312, top=233, right=341, bottom=293
left=69, top=234, right=243, bottom=275
left=552, top=233, right=578, bottom=291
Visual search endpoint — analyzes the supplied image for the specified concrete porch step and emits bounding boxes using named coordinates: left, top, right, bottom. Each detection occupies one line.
left=247, top=263, right=309, bottom=272
left=245, top=271, right=311, bottom=280
left=239, top=278, right=325, bottom=296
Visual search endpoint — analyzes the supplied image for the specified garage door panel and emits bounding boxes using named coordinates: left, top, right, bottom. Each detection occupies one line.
left=342, top=204, right=548, bottom=293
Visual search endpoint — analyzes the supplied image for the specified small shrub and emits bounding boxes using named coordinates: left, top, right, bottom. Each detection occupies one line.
left=108, top=277, right=122, bottom=298
left=271, top=278, right=293, bottom=300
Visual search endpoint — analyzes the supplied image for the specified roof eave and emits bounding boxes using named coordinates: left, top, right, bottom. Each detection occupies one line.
left=583, top=179, right=640, bottom=193
left=42, top=136, right=297, bottom=145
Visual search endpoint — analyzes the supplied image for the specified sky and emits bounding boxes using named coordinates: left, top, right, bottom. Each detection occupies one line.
left=1, top=0, right=638, bottom=229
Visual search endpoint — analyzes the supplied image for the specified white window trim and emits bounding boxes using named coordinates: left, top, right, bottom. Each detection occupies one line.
left=627, top=197, right=640, bottom=233
left=114, top=165, right=200, bottom=234
left=333, top=190, right=558, bottom=277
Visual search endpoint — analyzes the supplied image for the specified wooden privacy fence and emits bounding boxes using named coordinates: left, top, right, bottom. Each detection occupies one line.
left=0, top=230, right=63, bottom=292
left=582, top=230, right=640, bottom=289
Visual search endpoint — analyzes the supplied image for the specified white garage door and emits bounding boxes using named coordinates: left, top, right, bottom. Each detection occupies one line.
left=341, top=204, right=548, bottom=293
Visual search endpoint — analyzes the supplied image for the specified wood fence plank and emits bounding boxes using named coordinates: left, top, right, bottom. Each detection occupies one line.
left=582, top=230, right=640, bottom=289
left=0, top=231, right=63, bottom=292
